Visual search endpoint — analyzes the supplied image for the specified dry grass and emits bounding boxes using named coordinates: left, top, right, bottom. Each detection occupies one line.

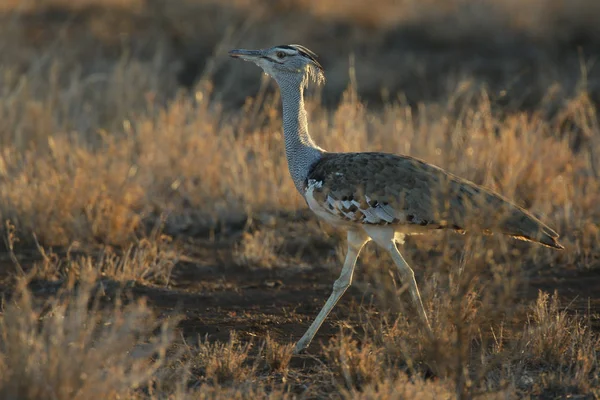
left=0, top=273, right=173, bottom=399
left=193, top=332, right=254, bottom=385
left=3, top=274, right=590, bottom=399
left=1, top=81, right=594, bottom=258
left=26, top=233, right=179, bottom=285
left=515, top=291, right=599, bottom=395
left=315, top=235, right=599, bottom=398
left=263, top=333, right=294, bottom=373
left=324, top=332, right=388, bottom=392
left=346, top=375, right=455, bottom=400
left=233, top=229, right=284, bottom=269
left=0, top=0, right=597, bottom=255
left=317, top=289, right=599, bottom=398
left=0, top=0, right=598, bottom=398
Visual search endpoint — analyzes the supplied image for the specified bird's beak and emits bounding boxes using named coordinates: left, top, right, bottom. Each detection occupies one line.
left=228, top=48, right=263, bottom=61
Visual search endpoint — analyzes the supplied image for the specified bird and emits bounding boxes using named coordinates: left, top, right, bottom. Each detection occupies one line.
left=229, top=44, right=564, bottom=354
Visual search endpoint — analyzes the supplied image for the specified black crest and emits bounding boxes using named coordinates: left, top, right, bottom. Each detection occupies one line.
left=278, top=44, right=323, bottom=71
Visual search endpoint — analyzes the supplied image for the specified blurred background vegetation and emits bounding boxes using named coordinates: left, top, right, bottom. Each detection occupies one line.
left=2, top=0, right=600, bottom=111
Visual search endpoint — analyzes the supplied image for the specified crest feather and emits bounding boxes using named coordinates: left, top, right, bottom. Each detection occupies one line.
left=278, top=44, right=325, bottom=86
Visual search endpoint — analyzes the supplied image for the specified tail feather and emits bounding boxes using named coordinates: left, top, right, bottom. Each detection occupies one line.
left=507, top=232, right=564, bottom=249
left=500, top=207, right=564, bottom=250
left=450, top=181, right=565, bottom=250
left=421, top=163, right=564, bottom=250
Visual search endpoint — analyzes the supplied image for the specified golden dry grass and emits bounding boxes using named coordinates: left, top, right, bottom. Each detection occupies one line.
left=0, top=272, right=173, bottom=399
left=0, top=0, right=598, bottom=398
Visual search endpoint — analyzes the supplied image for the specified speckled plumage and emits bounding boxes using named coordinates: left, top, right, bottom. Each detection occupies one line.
left=278, top=73, right=324, bottom=192
left=305, top=152, right=562, bottom=249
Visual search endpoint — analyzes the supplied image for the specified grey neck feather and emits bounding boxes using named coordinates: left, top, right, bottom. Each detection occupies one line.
left=274, top=73, right=324, bottom=193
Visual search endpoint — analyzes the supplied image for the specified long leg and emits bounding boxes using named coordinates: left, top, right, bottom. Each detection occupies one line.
left=294, top=230, right=369, bottom=354
left=387, top=241, right=432, bottom=332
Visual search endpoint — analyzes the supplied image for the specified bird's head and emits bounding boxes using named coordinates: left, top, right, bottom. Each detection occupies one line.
left=229, top=44, right=325, bottom=87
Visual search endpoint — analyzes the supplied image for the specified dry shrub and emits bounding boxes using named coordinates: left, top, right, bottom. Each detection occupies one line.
left=181, top=384, right=291, bottom=400
left=95, top=236, right=179, bottom=284
left=0, top=73, right=592, bottom=265
left=31, top=234, right=179, bottom=284
left=194, top=332, right=254, bottom=385
left=0, top=275, right=173, bottom=399
left=263, top=334, right=294, bottom=373
left=512, top=291, right=600, bottom=394
left=324, top=330, right=386, bottom=392
left=233, top=230, right=284, bottom=269
left=524, top=291, right=593, bottom=366
left=133, top=90, right=303, bottom=219
left=0, top=45, right=173, bottom=247
left=346, top=374, right=455, bottom=400
left=350, top=236, right=530, bottom=398
left=361, top=283, right=599, bottom=397
left=0, top=135, right=145, bottom=247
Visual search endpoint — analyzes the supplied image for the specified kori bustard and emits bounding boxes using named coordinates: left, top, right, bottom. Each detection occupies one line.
left=229, top=44, right=563, bottom=354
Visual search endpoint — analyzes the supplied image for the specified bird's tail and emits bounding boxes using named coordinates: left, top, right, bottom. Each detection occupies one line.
left=496, top=205, right=564, bottom=249
left=449, top=181, right=565, bottom=250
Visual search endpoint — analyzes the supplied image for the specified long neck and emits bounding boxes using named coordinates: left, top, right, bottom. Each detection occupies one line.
left=276, top=74, right=324, bottom=193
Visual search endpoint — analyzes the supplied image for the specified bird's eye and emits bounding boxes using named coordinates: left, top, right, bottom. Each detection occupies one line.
left=276, top=51, right=286, bottom=58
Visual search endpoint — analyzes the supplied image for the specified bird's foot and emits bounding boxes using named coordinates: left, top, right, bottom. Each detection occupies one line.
left=293, top=338, right=311, bottom=355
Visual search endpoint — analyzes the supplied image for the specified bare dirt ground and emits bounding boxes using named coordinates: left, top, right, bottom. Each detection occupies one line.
left=6, top=232, right=600, bottom=343
left=1, top=217, right=599, bottom=397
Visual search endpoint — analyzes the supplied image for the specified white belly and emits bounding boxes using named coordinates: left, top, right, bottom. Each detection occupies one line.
left=304, top=181, right=354, bottom=229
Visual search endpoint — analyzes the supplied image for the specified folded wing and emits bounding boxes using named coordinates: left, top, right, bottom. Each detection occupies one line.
left=306, top=152, right=563, bottom=249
